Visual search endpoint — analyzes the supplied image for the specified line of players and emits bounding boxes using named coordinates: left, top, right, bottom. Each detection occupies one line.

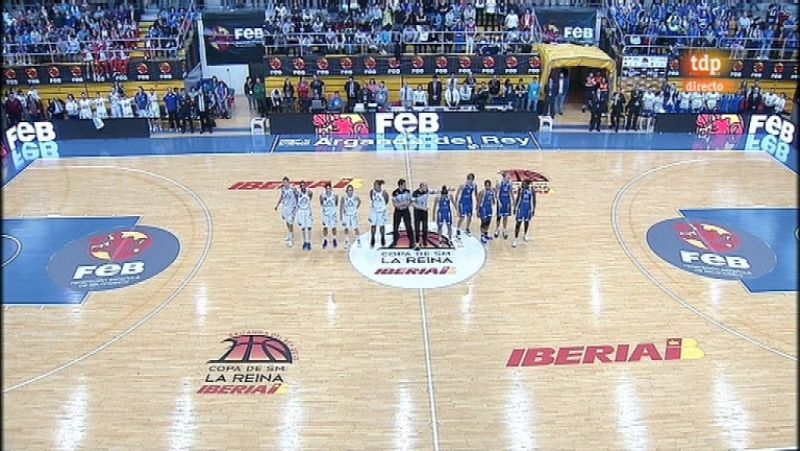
left=274, top=172, right=537, bottom=251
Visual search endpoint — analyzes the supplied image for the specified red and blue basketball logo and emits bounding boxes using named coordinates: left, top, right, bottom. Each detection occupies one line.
left=47, top=226, right=180, bottom=291
left=647, top=219, right=776, bottom=281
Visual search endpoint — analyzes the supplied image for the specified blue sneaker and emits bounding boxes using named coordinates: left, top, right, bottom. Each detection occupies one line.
left=322, top=239, right=328, bottom=249
left=333, top=238, right=338, bottom=248
left=480, top=236, right=488, bottom=244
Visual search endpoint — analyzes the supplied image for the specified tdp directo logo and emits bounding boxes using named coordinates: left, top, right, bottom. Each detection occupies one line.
left=507, top=338, right=704, bottom=367
left=312, top=113, right=369, bottom=138
left=198, top=332, right=296, bottom=395
left=228, top=178, right=363, bottom=190
left=647, top=219, right=776, bottom=281
left=46, top=226, right=180, bottom=291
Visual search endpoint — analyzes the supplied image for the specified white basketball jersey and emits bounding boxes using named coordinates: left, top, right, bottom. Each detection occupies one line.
left=343, top=194, right=358, bottom=216
left=282, top=186, right=297, bottom=209
left=297, top=190, right=311, bottom=210
left=371, top=189, right=386, bottom=212
left=322, top=192, right=337, bottom=215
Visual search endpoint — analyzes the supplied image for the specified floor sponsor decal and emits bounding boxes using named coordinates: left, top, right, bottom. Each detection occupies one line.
left=647, top=218, right=776, bottom=281
left=507, top=338, right=705, bottom=367
left=348, top=223, right=485, bottom=289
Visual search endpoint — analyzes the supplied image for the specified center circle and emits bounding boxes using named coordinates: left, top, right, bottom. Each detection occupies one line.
left=348, top=223, right=486, bottom=289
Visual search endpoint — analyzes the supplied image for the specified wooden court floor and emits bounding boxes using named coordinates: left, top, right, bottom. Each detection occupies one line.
left=2, top=149, right=797, bottom=450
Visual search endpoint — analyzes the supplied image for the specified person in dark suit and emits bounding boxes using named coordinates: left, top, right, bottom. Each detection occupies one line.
left=359, top=84, right=374, bottom=105
left=588, top=89, right=603, bottom=132
left=179, top=90, right=195, bottom=134
left=428, top=74, right=443, bottom=107
left=625, top=89, right=642, bottom=131
left=344, top=76, right=360, bottom=112
left=546, top=76, right=557, bottom=117
left=609, top=91, right=626, bottom=133
left=748, top=87, right=763, bottom=112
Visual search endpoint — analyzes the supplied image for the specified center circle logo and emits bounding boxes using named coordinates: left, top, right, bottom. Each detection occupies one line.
left=349, top=224, right=485, bottom=289
left=47, top=226, right=180, bottom=291
left=647, top=218, right=776, bottom=281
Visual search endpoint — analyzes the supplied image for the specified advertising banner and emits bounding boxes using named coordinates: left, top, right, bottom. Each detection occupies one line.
left=621, top=55, right=668, bottom=79
left=260, top=54, right=542, bottom=78
left=2, top=61, right=185, bottom=86
left=268, top=111, right=540, bottom=135
left=668, top=50, right=799, bottom=81
left=536, top=8, right=598, bottom=45
left=202, top=11, right=266, bottom=65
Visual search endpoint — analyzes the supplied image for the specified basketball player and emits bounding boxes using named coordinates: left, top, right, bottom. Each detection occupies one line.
left=368, top=180, right=389, bottom=248
left=274, top=177, right=298, bottom=247
left=93, top=92, right=108, bottom=119
left=391, top=179, right=414, bottom=249
left=512, top=179, right=536, bottom=248
left=477, top=179, right=495, bottom=244
left=493, top=171, right=514, bottom=239
left=320, top=182, right=339, bottom=249
left=432, top=185, right=455, bottom=247
left=340, top=184, right=362, bottom=249
left=455, top=173, right=477, bottom=238
left=295, top=181, right=314, bottom=251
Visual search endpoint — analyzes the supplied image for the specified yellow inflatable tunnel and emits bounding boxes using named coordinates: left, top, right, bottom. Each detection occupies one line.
left=536, top=43, right=617, bottom=95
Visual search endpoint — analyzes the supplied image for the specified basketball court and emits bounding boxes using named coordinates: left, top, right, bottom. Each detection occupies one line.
left=2, top=145, right=797, bottom=449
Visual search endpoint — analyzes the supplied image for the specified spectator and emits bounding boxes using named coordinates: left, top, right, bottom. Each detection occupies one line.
left=413, top=84, right=428, bottom=107
left=526, top=77, right=539, bottom=113
left=244, top=76, right=255, bottom=112
left=310, top=74, right=325, bottom=98
left=164, top=88, right=179, bottom=131
left=376, top=81, right=389, bottom=111
left=254, top=77, right=267, bottom=117
left=488, top=75, right=501, bottom=105
left=4, top=92, right=23, bottom=126
left=514, top=78, right=526, bottom=111
left=358, top=82, right=374, bottom=105
left=270, top=88, right=283, bottom=114
left=282, top=78, right=295, bottom=112
left=475, top=81, right=489, bottom=110
left=329, top=91, right=344, bottom=112
left=298, top=76, right=311, bottom=113
left=65, top=94, right=79, bottom=120
left=444, top=81, right=459, bottom=108
left=400, top=81, right=414, bottom=109
left=344, top=76, right=360, bottom=112
left=428, top=74, right=442, bottom=107
left=48, top=97, right=66, bottom=121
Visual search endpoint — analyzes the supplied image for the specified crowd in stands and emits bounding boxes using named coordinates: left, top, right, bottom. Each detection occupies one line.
left=242, top=73, right=545, bottom=115
left=1, top=77, right=233, bottom=134
left=608, top=0, right=798, bottom=59
left=261, top=0, right=542, bottom=55
left=2, top=2, right=191, bottom=66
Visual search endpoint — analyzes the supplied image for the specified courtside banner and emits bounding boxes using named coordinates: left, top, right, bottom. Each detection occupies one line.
left=3, top=60, right=186, bottom=86
left=536, top=8, right=598, bottom=45
left=260, top=54, right=542, bottom=77
left=272, top=132, right=538, bottom=152
left=269, top=111, right=540, bottom=135
left=667, top=50, right=799, bottom=81
left=202, top=11, right=266, bottom=65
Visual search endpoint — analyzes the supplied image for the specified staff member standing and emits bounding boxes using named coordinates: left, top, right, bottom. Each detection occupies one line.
left=391, top=179, right=415, bottom=248
left=588, top=89, right=603, bottom=132
left=412, top=182, right=432, bottom=250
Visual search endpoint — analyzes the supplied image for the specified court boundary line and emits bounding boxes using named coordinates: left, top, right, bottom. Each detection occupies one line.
left=3, top=164, right=215, bottom=393
left=404, top=133, right=441, bottom=451
left=611, top=159, right=797, bottom=361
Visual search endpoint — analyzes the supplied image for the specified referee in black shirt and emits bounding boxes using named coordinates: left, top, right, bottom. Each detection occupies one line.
left=391, top=179, right=414, bottom=248
left=412, top=182, right=431, bottom=250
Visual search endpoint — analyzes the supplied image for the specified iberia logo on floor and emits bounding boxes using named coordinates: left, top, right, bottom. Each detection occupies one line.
left=349, top=224, right=485, bottom=289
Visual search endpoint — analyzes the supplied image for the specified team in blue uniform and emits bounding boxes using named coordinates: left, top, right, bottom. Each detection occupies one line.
left=455, top=173, right=476, bottom=238
left=478, top=180, right=496, bottom=244
left=494, top=172, right=515, bottom=240
left=513, top=180, right=536, bottom=248
left=434, top=185, right=455, bottom=246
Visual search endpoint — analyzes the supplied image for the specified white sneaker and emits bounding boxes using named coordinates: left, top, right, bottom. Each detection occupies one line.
left=523, top=234, right=530, bottom=242
left=512, top=239, right=518, bottom=248
left=287, top=239, right=293, bottom=248
left=344, top=239, right=350, bottom=249
left=284, top=234, right=290, bottom=241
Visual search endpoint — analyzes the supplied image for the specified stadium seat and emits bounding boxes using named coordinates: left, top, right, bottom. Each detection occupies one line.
left=540, top=115, right=554, bottom=131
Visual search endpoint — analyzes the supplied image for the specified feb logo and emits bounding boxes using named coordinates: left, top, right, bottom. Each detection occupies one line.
left=5, top=68, right=17, bottom=81
left=317, top=57, right=329, bottom=71
left=47, top=226, right=180, bottom=292
left=270, top=57, right=282, bottom=71
left=48, top=66, right=61, bottom=78
left=388, top=58, right=400, bottom=69
left=26, top=67, right=39, bottom=80
left=507, top=338, right=705, bottom=367
left=412, top=56, right=425, bottom=69
left=137, top=63, right=149, bottom=75
left=349, top=224, right=486, bottom=289
left=529, top=56, right=540, bottom=68
left=459, top=56, right=472, bottom=69
left=647, top=219, right=776, bottom=281
left=435, top=56, right=448, bottom=69
left=70, top=66, right=82, bottom=78
left=506, top=55, right=518, bottom=69
left=312, top=113, right=369, bottom=138
left=340, top=57, right=353, bottom=70
left=293, top=57, right=305, bottom=70
left=364, top=56, right=377, bottom=70
left=482, top=56, right=495, bottom=69
left=159, top=62, right=172, bottom=74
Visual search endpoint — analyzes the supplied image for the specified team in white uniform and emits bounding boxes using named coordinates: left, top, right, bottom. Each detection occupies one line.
left=78, top=93, right=93, bottom=119
left=148, top=89, right=162, bottom=132
left=320, top=183, right=339, bottom=249
left=295, top=182, right=314, bottom=251
left=274, top=177, right=298, bottom=247
left=368, top=180, right=389, bottom=248
left=340, top=185, right=362, bottom=248
left=93, top=93, right=108, bottom=119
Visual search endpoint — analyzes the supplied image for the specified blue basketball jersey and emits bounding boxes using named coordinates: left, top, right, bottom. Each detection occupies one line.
left=437, top=195, right=452, bottom=225
left=498, top=181, right=513, bottom=216
left=517, top=187, right=534, bottom=221
left=458, top=182, right=475, bottom=216
left=480, top=188, right=494, bottom=219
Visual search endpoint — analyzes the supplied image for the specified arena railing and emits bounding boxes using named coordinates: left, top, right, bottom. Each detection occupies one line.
left=3, top=38, right=183, bottom=66
left=614, top=34, right=798, bottom=60
left=262, top=30, right=542, bottom=56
